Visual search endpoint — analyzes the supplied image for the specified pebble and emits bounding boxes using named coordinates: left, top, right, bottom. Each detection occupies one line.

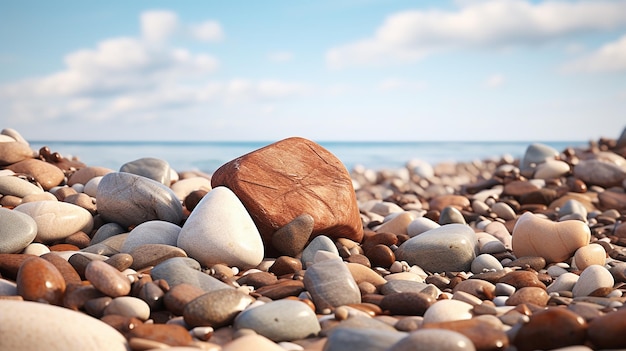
left=421, top=317, right=507, bottom=351
left=574, top=158, right=626, bottom=188
left=380, top=292, right=435, bottom=316
left=572, top=244, right=606, bottom=270
left=177, top=186, right=264, bottom=268
left=170, top=176, right=212, bottom=202
left=234, top=299, right=321, bottom=342
left=471, top=253, right=503, bottom=273
left=547, top=272, right=579, bottom=294
left=150, top=257, right=232, bottom=292
left=67, top=166, right=114, bottom=186
left=271, top=213, right=314, bottom=257
left=324, top=328, right=407, bottom=351
left=389, top=328, right=476, bottom=351
left=222, top=334, right=290, bottom=351
left=119, top=157, right=172, bottom=185
left=16, top=256, right=66, bottom=305
left=0, top=141, right=35, bottom=166
left=572, top=264, right=614, bottom=297
left=96, top=171, right=183, bottom=229
left=422, top=299, right=473, bottom=324
left=439, top=206, right=466, bottom=225
left=513, top=307, right=587, bottom=351
left=520, top=143, right=559, bottom=172
left=0, top=207, right=38, bottom=253
left=210, top=137, right=364, bottom=247
left=0, top=299, right=129, bottom=351
left=120, top=220, right=181, bottom=253
left=84, top=260, right=131, bottom=297
left=183, top=289, right=255, bottom=327
left=126, top=323, right=193, bottom=347
left=511, top=212, right=590, bottom=263
left=13, top=201, right=93, bottom=243
left=395, top=223, right=478, bottom=273
left=103, top=296, right=151, bottom=320
left=587, top=307, right=626, bottom=349
left=406, top=217, right=440, bottom=237
left=303, top=258, right=361, bottom=312
left=533, top=159, right=570, bottom=179
left=6, top=158, right=65, bottom=190
left=301, top=234, right=339, bottom=268
left=376, top=211, right=416, bottom=234
left=163, top=283, right=205, bottom=316
left=0, top=175, right=44, bottom=199
left=128, top=243, right=187, bottom=271
left=506, top=286, right=550, bottom=306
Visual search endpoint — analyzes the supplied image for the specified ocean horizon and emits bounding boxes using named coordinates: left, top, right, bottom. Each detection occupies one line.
left=28, top=140, right=590, bottom=174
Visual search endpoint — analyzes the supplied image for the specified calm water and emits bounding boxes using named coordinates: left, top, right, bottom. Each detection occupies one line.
left=28, top=140, right=587, bottom=173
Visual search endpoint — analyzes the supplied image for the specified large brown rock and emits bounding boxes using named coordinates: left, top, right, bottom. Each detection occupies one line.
left=211, top=137, right=363, bottom=252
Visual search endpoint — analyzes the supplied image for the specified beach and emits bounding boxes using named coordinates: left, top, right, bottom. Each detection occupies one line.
left=1, top=127, right=626, bottom=350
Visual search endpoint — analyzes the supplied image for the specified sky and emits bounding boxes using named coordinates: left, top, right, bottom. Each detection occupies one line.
left=0, top=0, right=625, bottom=142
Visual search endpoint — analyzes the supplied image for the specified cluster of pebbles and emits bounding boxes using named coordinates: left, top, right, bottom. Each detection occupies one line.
left=1, top=128, right=626, bottom=351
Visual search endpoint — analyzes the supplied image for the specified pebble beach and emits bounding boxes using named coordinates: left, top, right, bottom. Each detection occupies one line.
left=1, top=127, right=626, bottom=351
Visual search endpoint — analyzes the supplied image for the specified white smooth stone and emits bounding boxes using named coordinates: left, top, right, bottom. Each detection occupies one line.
left=534, top=159, right=571, bottom=179
left=22, top=243, right=50, bottom=256
left=177, top=186, right=264, bottom=269
left=104, top=296, right=151, bottom=321
left=0, top=300, right=128, bottom=351
left=422, top=299, right=473, bottom=324
left=572, top=265, right=614, bottom=297
left=83, top=176, right=103, bottom=197
left=471, top=253, right=503, bottom=274
left=547, top=272, right=579, bottom=294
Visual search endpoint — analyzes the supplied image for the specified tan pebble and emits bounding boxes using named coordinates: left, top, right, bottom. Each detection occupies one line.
left=85, top=260, right=131, bottom=297
left=375, top=212, right=416, bottom=235
left=512, top=212, right=590, bottom=263
left=67, top=166, right=114, bottom=186
left=41, top=252, right=82, bottom=285
left=104, top=296, right=151, bottom=320
left=22, top=192, right=58, bottom=203
left=14, top=201, right=94, bottom=243
left=127, top=323, right=194, bottom=347
left=6, top=159, right=65, bottom=190
left=163, top=283, right=205, bottom=316
left=346, top=262, right=387, bottom=287
left=506, top=286, right=549, bottom=306
left=573, top=244, right=606, bottom=271
left=222, top=334, right=288, bottom=351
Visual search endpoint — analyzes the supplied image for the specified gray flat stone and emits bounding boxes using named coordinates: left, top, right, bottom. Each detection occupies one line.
left=119, top=157, right=172, bottom=186
left=0, top=207, right=37, bottom=253
left=234, top=299, right=321, bottom=342
left=97, top=172, right=183, bottom=229
left=395, top=223, right=478, bottom=273
left=184, top=289, right=255, bottom=328
left=303, top=258, right=360, bottom=312
left=150, top=257, right=232, bottom=293
left=120, top=220, right=181, bottom=253
left=380, top=280, right=430, bottom=295
left=324, top=327, right=407, bottom=351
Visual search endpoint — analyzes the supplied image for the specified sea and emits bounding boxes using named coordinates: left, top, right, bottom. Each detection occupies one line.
left=28, top=140, right=589, bottom=174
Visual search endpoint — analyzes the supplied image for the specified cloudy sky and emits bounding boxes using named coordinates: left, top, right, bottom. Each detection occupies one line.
left=1, top=0, right=625, bottom=142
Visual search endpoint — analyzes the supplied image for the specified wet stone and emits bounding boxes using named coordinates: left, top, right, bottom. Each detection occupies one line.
left=513, top=307, right=587, bottom=351
left=84, top=260, right=131, bottom=297
left=380, top=292, right=435, bottom=316
left=128, top=243, right=187, bottom=271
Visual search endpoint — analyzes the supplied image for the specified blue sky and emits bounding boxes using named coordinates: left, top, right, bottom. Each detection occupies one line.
left=0, top=0, right=625, bottom=142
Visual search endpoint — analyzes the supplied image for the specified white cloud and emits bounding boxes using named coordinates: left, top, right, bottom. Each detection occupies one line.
left=141, top=10, right=179, bottom=44
left=562, top=33, right=626, bottom=73
left=379, top=78, right=427, bottom=91
left=485, top=73, right=505, bottom=88
left=327, top=0, right=626, bottom=68
left=267, top=51, right=294, bottom=63
left=190, top=21, right=224, bottom=42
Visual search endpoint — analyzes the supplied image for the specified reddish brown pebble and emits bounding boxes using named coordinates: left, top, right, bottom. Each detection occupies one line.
left=236, top=271, right=277, bottom=289
left=0, top=253, right=37, bottom=280
left=255, top=279, right=305, bottom=300
left=211, top=137, right=364, bottom=248
left=453, top=279, right=496, bottom=300
left=380, top=292, right=435, bottom=316
left=163, top=283, right=205, bottom=316
left=100, top=314, right=144, bottom=334
left=104, top=253, right=134, bottom=271
left=64, top=193, right=97, bottom=214
left=84, top=260, right=131, bottom=297
left=183, top=189, right=208, bottom=212
left=598, top=190, right=626, bottom=211
left=16, top=256, right=66, bottom=305
left=269, top=256, right=303, bottom=276
left=41, top=252, right=82, bottom=285
left=423, top=317, right=509, bottom=351
left=587, top=308, right=626, bottom=349
left=271, top=213, right=314, bottom=256
left=365, top=244, right=395, bottom=268
left=498, top=270, right=546, bottom=290
left=6, top=158, right=65, bottom=190
left=49, top=243, right=80, bottom=252
left=126, top=323, right=193, bottom=347
left=63, top=231, right=91, bottom=248
left=63, top=283, right=106, bottom=311
left=68, top=253, right=93, bottom=280
left=128, top=244, right=187, bottom=271
left=506, top=287, right=549, bottom=306
left=504, top=256, right=546, bottom=271
left=503, top=180, right=540, bottom=197
left=513, top=307, right=586, bottom=351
